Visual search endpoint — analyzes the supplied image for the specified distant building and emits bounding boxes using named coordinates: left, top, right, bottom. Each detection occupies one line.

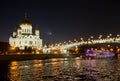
left=9, top=16, right=42, bottom=50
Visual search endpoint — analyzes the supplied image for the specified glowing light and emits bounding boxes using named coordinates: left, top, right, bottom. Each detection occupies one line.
left=10, top=46, right=16, bottom=50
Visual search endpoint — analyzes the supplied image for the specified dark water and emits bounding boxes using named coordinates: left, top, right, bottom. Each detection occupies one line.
left=0, top=57, right=120, bottom=81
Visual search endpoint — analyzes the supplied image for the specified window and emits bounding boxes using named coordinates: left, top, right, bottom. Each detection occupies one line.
left=30, top=36, right=32, bottom=38
left=25, top=41, right=27, bottom=44
left=19, top=41, right=21, bottom=45
left=19, top=31, right=21, bottom=34
left=29, top=41, right=32, bottom=45
left=14, top=42, right=16, bottom=45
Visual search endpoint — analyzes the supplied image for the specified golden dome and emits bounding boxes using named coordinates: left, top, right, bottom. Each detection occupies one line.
left=19, top=17, right=32, bottom=25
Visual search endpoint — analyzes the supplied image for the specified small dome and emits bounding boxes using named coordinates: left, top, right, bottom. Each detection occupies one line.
left=18, top=27, right=21, bottom=30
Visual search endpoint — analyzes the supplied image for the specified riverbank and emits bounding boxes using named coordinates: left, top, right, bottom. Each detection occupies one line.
left=0, top=54, right=82, bottom=61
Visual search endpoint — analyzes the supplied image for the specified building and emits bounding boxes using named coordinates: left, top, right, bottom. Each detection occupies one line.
left=9, top=16, right=42, bottom=50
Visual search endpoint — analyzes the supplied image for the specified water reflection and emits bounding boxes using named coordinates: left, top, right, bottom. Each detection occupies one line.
left=6, top=58, right=120, bottom=81
left=8, top=61, right=19, bottom=81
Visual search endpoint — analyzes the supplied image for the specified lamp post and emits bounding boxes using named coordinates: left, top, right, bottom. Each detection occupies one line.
left=117, top=34, right=120, bottom=38
left=90, top=36, right=94, bottom=44
left=74, top=39, right=77, bottom=42
left=87, top=38, right=90, bottom=44
left=90, top=36, right=93, bottom=39
left=98, top=35, right=102, bottom=39
left=109, top=34, right=112, bottom=37
left=107, top=35, right=110, bottom=38
left=80, top=37, right=83, bottom=41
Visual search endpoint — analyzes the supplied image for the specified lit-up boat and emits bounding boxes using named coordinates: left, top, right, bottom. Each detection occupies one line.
left=85, top=49, right=96, bottom=57
left=85, top=49, right=115, bottom=59
left=94, top=50, right=115, bottom=59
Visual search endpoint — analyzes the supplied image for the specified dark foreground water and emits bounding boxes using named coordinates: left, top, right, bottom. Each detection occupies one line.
left=0, top=57, right=120, bottom=81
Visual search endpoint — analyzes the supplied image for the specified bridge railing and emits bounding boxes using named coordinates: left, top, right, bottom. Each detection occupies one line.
left=43, top=36, right=120, bottom=53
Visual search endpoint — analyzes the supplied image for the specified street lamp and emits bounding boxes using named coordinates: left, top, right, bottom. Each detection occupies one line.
left=74, top=39, right=77, bottom=42
left=90, top=36, right=93, bottom=39
left=98, top=35, right=102, bottom=39
left=107, top=35, right=110, bottom=38
left=68, top=40, right=71, bottom=43
left=109, top=34, right=112, bottom=37
left=64, top=41, right=66, bottom=44
left=117, top=34, right=120, bottom=37
left=80, top=37, right=83, bottom=41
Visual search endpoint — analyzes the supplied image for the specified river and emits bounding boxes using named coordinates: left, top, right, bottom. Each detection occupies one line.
left=0, top=57, right=120, bottom=81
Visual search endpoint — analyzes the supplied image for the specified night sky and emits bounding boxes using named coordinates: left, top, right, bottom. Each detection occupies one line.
left=0, top=0, right=120, bottom=44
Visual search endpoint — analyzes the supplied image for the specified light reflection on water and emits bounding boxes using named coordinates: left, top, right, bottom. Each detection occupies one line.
left=7, top=58, right=120, bottom=81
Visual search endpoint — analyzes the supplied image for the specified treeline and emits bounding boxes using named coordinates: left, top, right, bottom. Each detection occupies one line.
left=0, top=42, right=10, bottom=53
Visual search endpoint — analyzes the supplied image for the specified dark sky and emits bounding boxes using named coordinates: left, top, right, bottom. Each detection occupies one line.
left=0, top=0, right=120, bottom=44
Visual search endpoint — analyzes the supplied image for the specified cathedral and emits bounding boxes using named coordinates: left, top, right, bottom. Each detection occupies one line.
left=9, top=16, right=42, bottom=50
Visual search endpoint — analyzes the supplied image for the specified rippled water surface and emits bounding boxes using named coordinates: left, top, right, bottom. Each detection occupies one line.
left=1, top=57, right=120, bottom=81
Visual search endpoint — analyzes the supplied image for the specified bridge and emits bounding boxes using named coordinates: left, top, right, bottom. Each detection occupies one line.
left=42, top=34, right=120, bottom=54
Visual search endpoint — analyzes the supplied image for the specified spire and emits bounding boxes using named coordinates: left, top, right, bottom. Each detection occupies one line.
left=19, top=13, right=32, bottom=26
left=24, top=12, right=28, bottom=20
left=35, top=25, right=39, bottom=30
left=35, top=25, right=40, bottom=36
left=13, top=27, right=17, bottom=32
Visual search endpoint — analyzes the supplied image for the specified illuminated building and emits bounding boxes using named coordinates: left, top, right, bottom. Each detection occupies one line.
left=9, top=16, right=42, bottom=50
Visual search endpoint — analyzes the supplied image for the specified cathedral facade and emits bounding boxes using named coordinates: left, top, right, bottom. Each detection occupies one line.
left=9, top=16, right=42, bottom=50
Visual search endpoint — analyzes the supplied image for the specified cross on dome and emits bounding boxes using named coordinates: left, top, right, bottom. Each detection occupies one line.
left=19, top=13, right=32, bottom=26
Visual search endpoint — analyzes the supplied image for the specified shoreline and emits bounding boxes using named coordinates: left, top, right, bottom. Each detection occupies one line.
left=0, top=54, right=81, bottom=61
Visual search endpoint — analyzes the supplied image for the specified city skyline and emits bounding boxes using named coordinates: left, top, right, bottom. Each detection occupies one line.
left=0, top=0, right=120, bottom=44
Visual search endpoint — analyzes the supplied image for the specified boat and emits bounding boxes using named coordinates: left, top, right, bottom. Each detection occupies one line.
left=85, top=49, right=115, bottom=59
left=94, top=50, right=115, bottom=59
left=85, top=49, right=96, bottom=56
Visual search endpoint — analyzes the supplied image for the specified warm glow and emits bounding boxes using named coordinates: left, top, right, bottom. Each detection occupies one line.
left=110, top=48, right=113, bottom=52
left=9, top=61, right=19, bottom=81
left=10, top=46, right=16, bottom=50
